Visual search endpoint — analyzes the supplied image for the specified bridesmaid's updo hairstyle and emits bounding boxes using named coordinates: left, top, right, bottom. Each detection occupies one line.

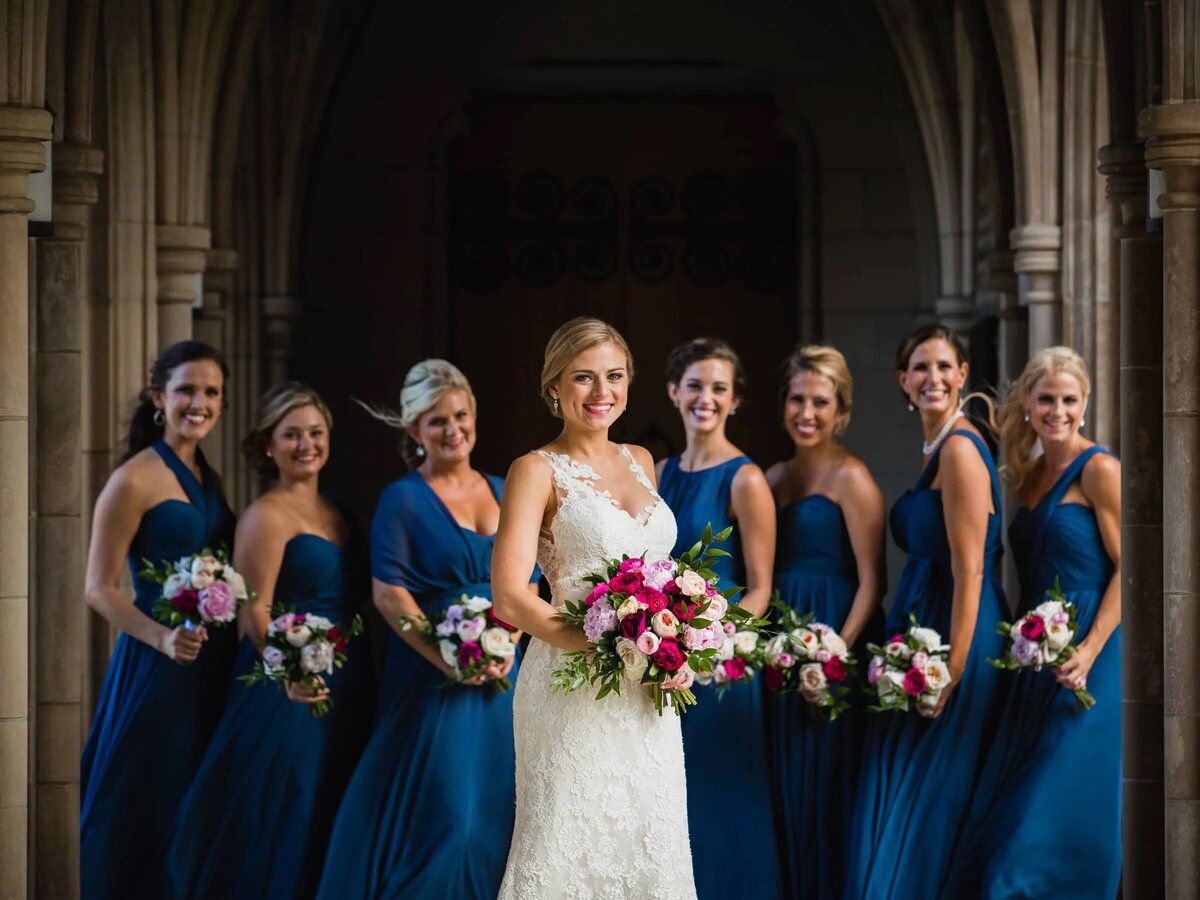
left=243, top=382, right=333, bottom=479
left=894, top=323, right=968, bottom=378
left=540, top=317, right=634, bottom=418
left=120, top=340, right=229, bottom=464
left=355, top=359, right=476, bottom=468
left=780, top=344, right=853, bottom=437
left=664, top=338, right=746, bottom=398
left=1000, top=346, right=1091, bottom=496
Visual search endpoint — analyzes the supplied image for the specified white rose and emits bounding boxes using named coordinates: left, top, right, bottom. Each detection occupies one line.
left=221, top=568, right=249, bottom=601
left=702, top=595, right=728, bottom=621
left=923, top=659, right=952, bottom=694
left=304, top=614, right=334, bottom=632
left=616, top=596, right=643, bottom=620
left=790, top=628, right=819, bottom=659
left=462, top=595, right=492, bottom=613
left=909, top=626, right=944, bottom=652
left=716, top=636, right=736, bottom=661
left=1045, top=621, right=1072, bottom=651
left=884, top=669, right=907, bottom=690
left=285, top=625, right=312, bottom=647
left=189, top=555, right=221, bottom=589
left=885, top=638, right=913, bottom=660
left=300, top=639, right=334, bottom=675
left=162, top=572, right=190, bottom=600
left=798, top=662, right=828, bottom=693
left=819, top=629, right=848, bottom=657
left=651, top=610, right=679, bottom=638
left=765, top=634, right=788, bottom=658
left=438, top=639, right=459, bottom=669
left=1043, top=647, right=1060, bottom=665
left=481, top=627, right=516, bottom=658
left=616, top=638, right=648, bottom=678
left=733, top=632, right=760, bottom=655
left=676, top=570, right=709, bottom=598
left=1035, top=600, right=1064, bottom=620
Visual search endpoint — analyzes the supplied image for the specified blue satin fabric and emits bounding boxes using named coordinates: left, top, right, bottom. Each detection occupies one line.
left=167, top=531, right=373, bottom=900
left=80, top=441, right=236, bottom=899
left=845, top=431, right=1007, bottom=900
left=316, top=471, right=522, bottom=900
left=943, top=446, right=1121, bottom=899
left=767, top=494, right=874, bottom=899
left=658, top=455, right=781, bottom=900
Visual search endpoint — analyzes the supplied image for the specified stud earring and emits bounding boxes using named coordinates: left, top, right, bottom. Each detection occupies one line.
left=153, top=408, right=165, bottom=426
left=729, top=409, right=737, bottom=416
left=1024, top=413, right=1030, bottom=423
left=416, top=445, right=426, bottom=458
left=907, top=402, right=915, bottom=413
left=1079, top=418, right=1086, bottom=428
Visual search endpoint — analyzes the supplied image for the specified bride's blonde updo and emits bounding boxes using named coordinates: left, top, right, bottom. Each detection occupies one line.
left=539, top=317, right=634, bottom=418
left=356, top=359, right=476, bottom=467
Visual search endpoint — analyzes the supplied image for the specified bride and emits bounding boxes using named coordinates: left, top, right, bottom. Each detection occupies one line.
left=492, top=318, right=697, bottom=899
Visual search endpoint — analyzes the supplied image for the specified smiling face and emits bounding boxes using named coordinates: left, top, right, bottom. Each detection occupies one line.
left=897, top=337, right=968, bottom=417
left=783, top=370, right=839, bottom=449
left=410, top=388, right=476, bottom=467
left=153, top=359, right=224, bottom=443
left=269, top=404, right=330, bottom=481
left=550, top=341, right=630, bottom=432
left=1026, top=369, right=1087, bottom=448
left=668, top=357, right=739, bottom=438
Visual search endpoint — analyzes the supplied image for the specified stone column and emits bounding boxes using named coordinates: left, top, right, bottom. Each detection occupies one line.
left=32, top=141, right=102, bottom=900
left=1146, top=101, right=1200, bottom=899
left=263, top=295, right=301, bottom=386
left=1010, top=222, right=1063, bottom=352
left=194, top=248, right=237, bottom=478
left=0, top=102, right=53, bottom=900
left=156, top=223, right=210, bottom=349
left=988, top=249, right=1025, bottom=387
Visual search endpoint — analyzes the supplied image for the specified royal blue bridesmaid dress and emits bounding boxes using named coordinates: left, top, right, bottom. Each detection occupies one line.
left=315, top=471, right=523, bottom=900
left=80, top=440, right=237, bottom=899
left=658, top=456, right=781, bottom=900
left=767, top=494, right=874, bottom=899
left=942, top=445, right=1121, bottom=899
left=167, top=523, right=373, bottom=900
left=844, top=430, right=1007, bottom=900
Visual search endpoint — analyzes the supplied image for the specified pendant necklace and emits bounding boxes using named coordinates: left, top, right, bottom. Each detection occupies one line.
left=923, top=409, right=965, bottom=455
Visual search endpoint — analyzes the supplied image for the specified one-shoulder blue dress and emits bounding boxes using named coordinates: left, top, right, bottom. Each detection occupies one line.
left=315, top=471, right=525, bottom=900
left=80, top=440, right=236, bottom=899
left=844, top=430, right=1007, bottom=900
left=167, top=524, right=373, bottom=900
left=942, top=445, right=1121, bottom=899
left=658, top=456, right=781, bottom=900
left=767, top=494, right=873, bottom=899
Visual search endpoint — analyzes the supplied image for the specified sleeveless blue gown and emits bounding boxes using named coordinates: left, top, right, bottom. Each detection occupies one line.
left=767, top=494, right=874, bottom=899
left=167, top=527, right=373, bottom=900
left=942, top=446, right=1121, bottom=899
left=844, top=430, right=1007, bottom=900
left=658, top=456, right=781, bottom=900
left=80, top=440, right=236, bottom=899
left=315, top=471, right=524, bottom=900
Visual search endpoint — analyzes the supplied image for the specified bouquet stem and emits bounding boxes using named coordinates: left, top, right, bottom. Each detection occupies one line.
left=1074, top=687, right=1096, bottom=710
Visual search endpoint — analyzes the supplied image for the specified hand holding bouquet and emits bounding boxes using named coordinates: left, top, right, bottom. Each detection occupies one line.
left=865, top=614, right=953, bottom=713
left=240, top=609, right=363, bottom=717
left=551, top=524, right=769, bottom=716
left=140, top=548, right=249, bottom=630
left=400, top=594, right=519, bottom=692
left=762, top=598, right=856, bottom=721
left=988, top=580, right=1095, bottom=709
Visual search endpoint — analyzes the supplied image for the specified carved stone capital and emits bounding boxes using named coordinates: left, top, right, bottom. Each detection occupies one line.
left=50, top=143, right=104, bottom=241
left=0, top=106, right=53, bottom=214
left=1098, top=141, right=1149, bottom=225
left=156, top=224, right=211, bottom=304
left=1144, top=103, right=1200, bottom=211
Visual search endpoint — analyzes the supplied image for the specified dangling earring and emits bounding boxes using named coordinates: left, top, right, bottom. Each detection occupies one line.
left=552, top=397, right=559, bottom=415
left=1024, top=413, right=1030, bottom=423
left=1079, top=418, right=1086, bottom=428
left=416, top=444, right=426, bottom=458
left=153, top=408, right=165, bottom=426
left=907, top=402, right=915, bottom=413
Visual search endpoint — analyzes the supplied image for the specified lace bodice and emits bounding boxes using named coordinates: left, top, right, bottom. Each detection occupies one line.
left=536, top=445, right=678, bottom=605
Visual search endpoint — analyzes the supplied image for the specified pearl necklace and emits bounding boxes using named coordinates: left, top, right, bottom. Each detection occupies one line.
left=922, top=410, right=965, bottom=455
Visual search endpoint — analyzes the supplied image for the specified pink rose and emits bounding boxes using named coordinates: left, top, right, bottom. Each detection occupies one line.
left=635, top=586, right=668, bottom=613
left=822, top=657, right=847, bottom=683
left=272, top=612, right=295, bottom=631
left=911, top=650, right=929, bottom=670
left=816, top=648, right=832, bottom=663
left=1020, top=614, right=1046, bottom=641
left=619, top=610, right=649, bottom=639
left=776, top=652, right=796, bottom=669
left=617, top=557, right=644, bottom=574
left=724, top=622, right=736, bottom=635
left=650, top=609, right=679, bottom=638
left=609, top=571, right=644, bottom=595
left=651, top=638, right=686, bottom=672
left=903, top=667, right=927, bottom=697
left=584, top=582, right=610, bottom=607
left=724, top=657, right=748, bottom=680
left=636, top=631, right=661, bottom=655
left=197, top=580, right=237, bottom=623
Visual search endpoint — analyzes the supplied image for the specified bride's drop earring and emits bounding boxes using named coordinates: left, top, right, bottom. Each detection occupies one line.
left=552, top=397, right=559, bottom=415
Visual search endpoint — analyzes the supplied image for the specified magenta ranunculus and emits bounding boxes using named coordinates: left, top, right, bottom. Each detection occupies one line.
left=619, top=610, right=649, bottom=639
left=197, top=580, right=236, bottom=623
left=662, top=578, right=679, bottom=595
left=1020, top=614, right=1046, bottom=641
left=635, top=586, right=668, bottom=613
left=670, top=598, right=697, bottom=622
left=457, top=641, right=483, bottom=667
left=764, top=665, right=785, bottom=692
left=617, top=557, right=645, bottom=574
left=903, top=667, right=927, bottom=697
left=171, top=589, right=200, bottom=614
left=651, top=638, right=686, bottom=672
left=584, top=582, right=610, bottom=607
left=609, top=571, right=644, bottom=595
left=724, top=657, right=748, bottom=680
left=822, top=656, right=847, bottom=683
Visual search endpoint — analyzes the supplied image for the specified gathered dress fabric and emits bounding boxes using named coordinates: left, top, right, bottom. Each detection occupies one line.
left=499, top=446, right=697, bottom=900
left=167, top=525, right=372, bottom=900
left=657, top=455, right=780, bottom=900
left=80, top=441, right=237, bottom=899
left=941, top=445, right=1121, bottom=899
left=844, top=430, right=1006, bottom=900
left=315, top=471, right=520, bottom=900
left=767, top=494, right=874, bottom=899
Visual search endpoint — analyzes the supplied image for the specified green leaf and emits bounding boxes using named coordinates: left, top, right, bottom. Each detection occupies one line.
left=702, top=522, right=714, bottom=545
left=713, top=525, right=733, bottom=543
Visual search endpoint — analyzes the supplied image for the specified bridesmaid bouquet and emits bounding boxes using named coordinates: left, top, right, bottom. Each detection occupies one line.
left=864, top=615, right=953, bottom=712
left=692, top=625, right=765, bottom=699
left=139, top=548, right=249, bottom=629
left=988, top=581, right=1096, bottom=709
left=762, top=600, right=856, bottom=721
left=551, top=524, right=769, bottom=716
left=240, top=609, right=364, bottom=717
left=399, top=594, right=519, bottom=692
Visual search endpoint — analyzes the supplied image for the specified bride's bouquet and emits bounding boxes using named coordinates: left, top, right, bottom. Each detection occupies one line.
left=399, top=594, right=520, bottom=692
left=988, top=580, right=1095, bottom=709
left=864, top=614, right=953, bottom=713
left=762, top=599, right=856, bottom=721
left=551, top=524, right=769, bottom=716
left=139, top=548, right=249, bottom=629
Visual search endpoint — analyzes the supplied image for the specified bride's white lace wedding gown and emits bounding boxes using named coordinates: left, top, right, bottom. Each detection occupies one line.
left=498, top=446, right=697, bottom=900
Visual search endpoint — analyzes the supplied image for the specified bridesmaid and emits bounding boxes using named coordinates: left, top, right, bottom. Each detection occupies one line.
left=316, top=360, right=533, bottom=900
left=655, top=338, right=780, bottom=899
left=844, top=324, right=1007, bottom=900
left=168, top=383, right=372, bottom=900
left=81, top=341, right=237, bottom=898
left=943, top=347, right=1121, bottom=898
left=763, top=345, right=884, bottom=899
